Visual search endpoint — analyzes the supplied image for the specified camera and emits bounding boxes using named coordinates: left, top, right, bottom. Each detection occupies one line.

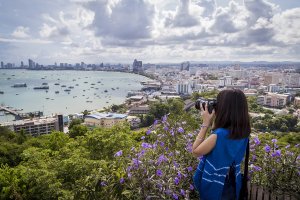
left=195, top=98, right=217, bottom=114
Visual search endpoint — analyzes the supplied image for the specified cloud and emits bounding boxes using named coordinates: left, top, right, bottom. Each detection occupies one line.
left=165, top=0, right=199, bottom=27
left=11, top=26, right=30, bottom=38
left=85, top=0, right=155, bottom=40
left=272, top=7, right=300, bottom=45
left=210, top=1, right=248, bottom=33
left=195, top=0, right=216, bottom=18
left=244, top=0, right=278, bottom=23
left=39, top=23, right=70, bottom=38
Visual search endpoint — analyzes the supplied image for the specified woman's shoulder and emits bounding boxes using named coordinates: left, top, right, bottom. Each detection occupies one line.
left=212, top=127, right=229, bottom=135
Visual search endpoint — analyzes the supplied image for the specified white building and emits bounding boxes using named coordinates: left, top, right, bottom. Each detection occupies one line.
left=84, top=113, right=127, bottom=128
left=219, top=76, right=233, bottom=87
left=176, top=81, right=193, bottom=95
left=268, top=84, right=280, bottom=93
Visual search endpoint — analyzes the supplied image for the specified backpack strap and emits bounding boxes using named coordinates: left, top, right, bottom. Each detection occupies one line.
left=240, top=139, right=249, bottom=199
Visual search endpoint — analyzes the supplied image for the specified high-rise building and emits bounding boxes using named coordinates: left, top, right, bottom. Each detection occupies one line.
left=0, top=61, right=3, bottom=68
left=180, top=61, right=190, bottom=71
left=132, top=59, right=143, bottom=73
left=28, top=59, right=35, bottom=69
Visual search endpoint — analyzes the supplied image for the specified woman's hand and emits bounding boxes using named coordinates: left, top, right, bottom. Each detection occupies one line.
left=200, top=103, right=215, bottom=126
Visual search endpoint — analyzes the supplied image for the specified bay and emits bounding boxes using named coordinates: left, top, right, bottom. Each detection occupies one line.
left=0, top=69, right=150, bottom=122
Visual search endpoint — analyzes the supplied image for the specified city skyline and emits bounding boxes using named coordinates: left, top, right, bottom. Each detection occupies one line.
left=0, top=0, right=300, bottom=64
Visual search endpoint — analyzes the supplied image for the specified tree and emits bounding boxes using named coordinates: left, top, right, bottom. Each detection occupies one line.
left=68, top=118, right=83, bottom=130
left=69, top=124, right=88, bottom=138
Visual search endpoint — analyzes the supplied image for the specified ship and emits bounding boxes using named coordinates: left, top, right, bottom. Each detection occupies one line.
left=12, top=83, right=27, bottom=88
left=33, top=86, right=49, bottom=89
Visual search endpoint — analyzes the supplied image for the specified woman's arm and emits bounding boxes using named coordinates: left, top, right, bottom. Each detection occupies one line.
left=192, top=104, right=217, bottom=157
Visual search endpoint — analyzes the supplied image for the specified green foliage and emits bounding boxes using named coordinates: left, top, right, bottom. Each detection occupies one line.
left=69, top=124, right=89, bottom=138
left=68, top=118, right=83, bottom=129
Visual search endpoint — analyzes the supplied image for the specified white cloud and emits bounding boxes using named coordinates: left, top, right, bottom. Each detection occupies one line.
left=272, top=7, right=300, bottom=45
left=86, top=0, right=155, bottom=40
left=165, top=0, right=199, bottom=27
left=11, top=26, right=30, bottom=38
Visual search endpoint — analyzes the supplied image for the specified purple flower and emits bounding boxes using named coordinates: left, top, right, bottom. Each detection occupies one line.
left=160, top=141, right=165, bottom=147
left=265, top=145, right=271, bottom=153
left=173, top=161, right=179, bottom=168
left=271, top=139, right=277, bottom=143
left=295, top=144, right=299, bottom=148
left=132, top=158, right=142, bottom=168
left=187, top=166, right=193, bottom=172
left=180, top=189, right=185, bottom=196
left=285, top=144, right=290, bottom=149
left=174, top=177, right=180, bottom=185
left=100, top=181, right=107, bottom=186
left=156, top=169, right=163, bottom=177
left=127, top=172, right=132, bottom=179
left=162, top=115, right=167, bottom=122
left=120, top=178, right=124, bottom=184
left=114, top=150, right=123, bottom=157
left=156, top=183, right=162, bottom=190
left=177, top=127, right=184, bottom=133
left=131, top=147, right=135, bottom=151
left=252, top=155, right=256, bottom=161
left=153, top=119, right=158, bottom=126
left=188, top=133, right=193, bottom=137
left=253, top=137, right=260, bottom=145
left=157, top=154, right=168, bottom=165
left=165, top=189, right=171, bottom=195
left=164, top=126, right=169, bottom=131
left=177, top=171, right=182, bottom=179
left=141, top=136, right=145, bottom=140
left=272, top=150, right=281, bottom=157
left=146, top=129, right=152, bottom=135
left=172, top=193, right=178, bottom=200
left=141, top=142, right=152, bottom=148
left=253, top=165, right=262, bottom=171
left=170, top=129, right=174, bottom=136
left=190, top=184, right=194, bottom=190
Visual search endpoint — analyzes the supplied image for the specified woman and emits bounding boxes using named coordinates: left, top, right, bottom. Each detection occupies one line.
left=192, top=89, right=250, bottom=200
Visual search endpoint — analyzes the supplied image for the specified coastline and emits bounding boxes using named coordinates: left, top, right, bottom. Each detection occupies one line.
left=0, top=69, right=153, bottom=122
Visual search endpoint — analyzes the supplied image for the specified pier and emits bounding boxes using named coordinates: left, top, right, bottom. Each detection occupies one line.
left=0, top=106, right=43, bottom=120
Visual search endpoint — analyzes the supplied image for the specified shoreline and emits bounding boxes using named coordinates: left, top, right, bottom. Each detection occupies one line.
left=0, top=69, right=156, bottom=121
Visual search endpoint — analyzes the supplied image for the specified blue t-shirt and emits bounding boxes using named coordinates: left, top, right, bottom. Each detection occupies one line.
left=193, top=128, right=248, bottom=200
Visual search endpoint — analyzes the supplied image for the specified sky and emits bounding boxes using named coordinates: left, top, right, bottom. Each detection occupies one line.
left=0, top=0, right=300, bottom=64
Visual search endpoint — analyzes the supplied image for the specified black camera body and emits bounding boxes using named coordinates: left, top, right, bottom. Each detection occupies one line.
left=195, top=98, right=217, bottom=114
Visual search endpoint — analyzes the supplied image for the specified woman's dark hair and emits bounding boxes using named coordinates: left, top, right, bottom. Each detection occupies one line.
left=214, top=89, right=251, bottom=139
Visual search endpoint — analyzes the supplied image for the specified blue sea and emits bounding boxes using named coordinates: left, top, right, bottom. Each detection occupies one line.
left=0, top=69, right=150, bottom=122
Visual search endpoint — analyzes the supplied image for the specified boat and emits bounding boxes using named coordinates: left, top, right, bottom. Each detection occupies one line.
left=72, top=79, right=76, bottom=81
left=42, top=83, right=48, bottom=85
left=61, top=85, right=66, bottom=87
left=7, top=78, right=11, bottom=80
left=12, top=83, right=27, bottom=88
left=111, top=88, right=115, bottom=90
left=68, top=86, right=74, bottom=89
left=55, top=91, right=59, bottom=94
left=16, top=94, right=19, bottom=95
left=46, top=97, right=50, bottom=100
left=116, top=87, right=119, bottom=89
left=97, top=81, right=101, bottom=83
left=0, top=91, right=4, bottom=94
left=64, top=89, right=71, bottom=92
left=91, top=83, right=95, bottom=85
left=34, top=86, right=49, bottom=89
left=84, top=81, right=88, bottom=84
left=104, top=90, right=108, bottom=93
left=75, top=84, right=79, bottom=86
left=54, top=83, right=60, bottom=85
